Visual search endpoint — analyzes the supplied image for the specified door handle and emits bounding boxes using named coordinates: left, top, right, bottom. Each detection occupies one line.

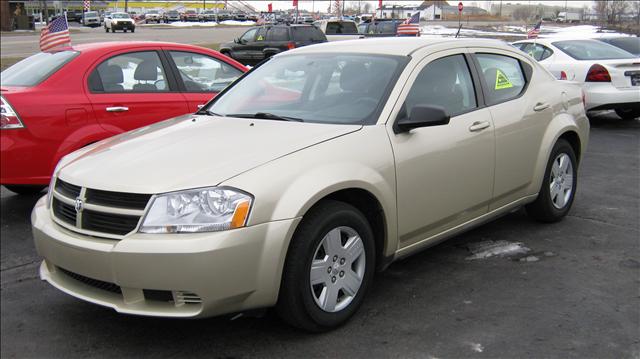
left=197, top=104, right=205, bottom=109
left=533, top=102, right=550, bottom=112
left=106, top=106, right=129, bottom=112
left=469, top=121, right=490, bottom=132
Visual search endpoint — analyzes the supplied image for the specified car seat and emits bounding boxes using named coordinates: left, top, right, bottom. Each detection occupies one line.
left=101, top=64, right=124, bottom=92
left=133, top=60, right=160, bottom=91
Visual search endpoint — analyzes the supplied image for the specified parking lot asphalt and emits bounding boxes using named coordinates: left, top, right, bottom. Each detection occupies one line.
left=1, top=112, right=638, bottom=358
left=1, top=25, right=248, bottom=58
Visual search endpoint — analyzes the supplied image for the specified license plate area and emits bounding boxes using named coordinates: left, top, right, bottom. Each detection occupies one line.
left=624, top=70, right=640, bottom=86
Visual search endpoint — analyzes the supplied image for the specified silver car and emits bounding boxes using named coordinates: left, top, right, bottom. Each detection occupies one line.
left=32, top=38, right=589, bottom=331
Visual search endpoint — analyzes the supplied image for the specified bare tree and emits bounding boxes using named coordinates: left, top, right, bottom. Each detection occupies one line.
left=362, top=2, right=372, bottom=14
left=593, top=0, right=608, bottom=23
left=608, top=0, right=629, bottom=24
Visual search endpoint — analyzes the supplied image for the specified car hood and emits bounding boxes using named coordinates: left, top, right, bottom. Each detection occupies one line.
left=57, top=115, right=362, bottom=194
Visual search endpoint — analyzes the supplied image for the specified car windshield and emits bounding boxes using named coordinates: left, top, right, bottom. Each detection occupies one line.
left=168, top=11, right=178, bottom=15
left=112, top=13, right=129, bottom=19
left=602, top=37, right=640, bottom=56
left=85, top=11, right=97, bottom=17
left=326, top=22, right=358, bottom=34
left=148, top=10, right=159, bottom=14
left=205, top=53, right=407, bottom=125
left=552, top=40, right=636, bottom=60
left=1, top=51, right=79, bottom=87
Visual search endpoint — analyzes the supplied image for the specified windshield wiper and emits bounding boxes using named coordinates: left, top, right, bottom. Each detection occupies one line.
left=226, top=112, right=304, bottom=122
left=197, top=109, right=224, bottom=117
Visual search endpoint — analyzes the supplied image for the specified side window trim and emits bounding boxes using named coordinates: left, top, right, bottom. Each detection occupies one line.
left=160, top=49, right=188, bottom=92
left=469, top=52, right=531, bottom=107
left=87, top=50, right=178, bottom=94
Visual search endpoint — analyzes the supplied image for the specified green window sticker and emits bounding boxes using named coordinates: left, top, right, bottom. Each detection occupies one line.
left=495, top=69, right=513, bottom=90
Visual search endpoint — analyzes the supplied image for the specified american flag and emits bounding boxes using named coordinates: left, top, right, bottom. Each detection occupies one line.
left=40, top=15, right=71, bottom=52
left=397, top=12, right=421, bottom=36
left=527, top=20, right=542, bottom=39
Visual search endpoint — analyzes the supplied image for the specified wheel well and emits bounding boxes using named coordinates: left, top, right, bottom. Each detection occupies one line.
left=318, top=188, right=388, bottom=271
left=559, top=131, right=581, bottom=164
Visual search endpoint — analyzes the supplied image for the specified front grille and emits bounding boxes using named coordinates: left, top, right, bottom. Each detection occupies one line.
left=85, top=188, right=152, bottom=210
left=55, top=179, right=81, bottom=198
left=52, top=198, right=76, bottom=225
left=82, top=209, right=141, bottom=236
left=58, top=267, right=122, bottom=295
left=51, top=178, right=152, bottom=238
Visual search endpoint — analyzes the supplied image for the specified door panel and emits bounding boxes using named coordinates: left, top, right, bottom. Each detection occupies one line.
left=86, top=50, right=188, bottom=133
left=388, top=52, right=495, bottom=248
left=471, top=49, right=551, bottom=210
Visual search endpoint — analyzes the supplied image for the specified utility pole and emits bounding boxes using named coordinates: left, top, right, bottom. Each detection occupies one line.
left=125, top=0, right=128, bottom=13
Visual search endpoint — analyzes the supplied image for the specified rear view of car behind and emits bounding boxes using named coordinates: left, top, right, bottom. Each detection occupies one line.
left=513, top=38, right=640, bottom=120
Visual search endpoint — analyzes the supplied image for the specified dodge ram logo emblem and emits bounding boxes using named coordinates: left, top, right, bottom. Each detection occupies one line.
left=74, top=197, right=84, bottom=213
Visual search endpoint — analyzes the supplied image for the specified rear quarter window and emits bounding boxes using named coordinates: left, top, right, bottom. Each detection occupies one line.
left=292, top=27, right=326, bottom=42
left=1, top=51, right=79, bottom=87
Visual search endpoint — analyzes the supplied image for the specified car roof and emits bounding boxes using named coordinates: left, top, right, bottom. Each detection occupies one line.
left=70, top=42, right=214, bottom=54
left=287, top=37, right=511, bottom=56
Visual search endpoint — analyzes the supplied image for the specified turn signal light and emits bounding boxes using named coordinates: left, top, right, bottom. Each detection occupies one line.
left=585, top=64, right=611, bottom=82
left=287, top=41, right=296, bottom=50
left=230, top=200, right=251, bottom=229
left=0, top=96, right=24, bottom=129
left=559, top=71, right=567, bottom=80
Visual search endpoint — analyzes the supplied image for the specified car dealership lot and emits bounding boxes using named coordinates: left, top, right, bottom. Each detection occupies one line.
left=1, top=112, right=637, bottom=357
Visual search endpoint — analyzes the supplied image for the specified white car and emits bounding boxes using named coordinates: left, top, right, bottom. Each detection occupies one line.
left=104, top=12, right=136, bottom=33
left=144, top=10, right=162, bottom=23
left=513, top=38, right=640, bottom=120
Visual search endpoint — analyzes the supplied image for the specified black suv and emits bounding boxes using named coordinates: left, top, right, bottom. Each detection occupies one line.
left=219, top=25, right=327, bottom=66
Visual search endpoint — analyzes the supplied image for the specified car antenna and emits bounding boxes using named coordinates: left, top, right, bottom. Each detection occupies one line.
left=455, top=24, right=462, bottom=38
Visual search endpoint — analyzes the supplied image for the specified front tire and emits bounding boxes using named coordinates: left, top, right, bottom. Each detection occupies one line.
left=4, top=185, right=46, bottom=195
left=104, top=26, right=109, bottom=32
left=276, top=200, right=375, bottom=332
left=615, top=108, right=640, bottom=120
left=526, top=138, right=578, bottom=222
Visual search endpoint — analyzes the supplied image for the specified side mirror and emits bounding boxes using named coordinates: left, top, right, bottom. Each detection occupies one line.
left=234, top=38, right=240, bottom=44
left=394, top=105, right=450, bottom=133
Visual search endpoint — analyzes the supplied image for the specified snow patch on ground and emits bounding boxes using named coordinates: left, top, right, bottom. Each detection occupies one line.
left=465, top=240, right=530, bottom=260
left=421, top=24, right=629, bottom=39
left=219, top=20, right=256, bottom=26
left=141, top=21, right=218, bottom=27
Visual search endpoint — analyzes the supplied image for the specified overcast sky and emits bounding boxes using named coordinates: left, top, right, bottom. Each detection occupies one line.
left=242, top=0, right=596, bottom=12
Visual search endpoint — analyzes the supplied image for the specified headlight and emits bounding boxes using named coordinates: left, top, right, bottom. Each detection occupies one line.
left=139, top=187, right=252, bottom=233
left=46, top=162, right=65, bottom=209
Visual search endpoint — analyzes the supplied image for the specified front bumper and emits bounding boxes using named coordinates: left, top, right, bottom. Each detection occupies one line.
left=584, top=83, right=640, bottom=111
left=111, top=22, right=135, bottom=30
left=32, top=196, right=300, bottom=318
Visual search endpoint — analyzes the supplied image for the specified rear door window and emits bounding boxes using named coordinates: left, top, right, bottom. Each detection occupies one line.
left=1, top=51, right=79, bottom=87
left=292, top=27, right=326, bottom=41
left=89, top=51, right=169, bottom=93
left=475, top=53, right=527, bottom=105
left=267, top=27, right=289, bottom=41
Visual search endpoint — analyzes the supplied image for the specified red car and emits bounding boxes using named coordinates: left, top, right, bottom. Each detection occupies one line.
left=1, top=42, right=247, bottom=195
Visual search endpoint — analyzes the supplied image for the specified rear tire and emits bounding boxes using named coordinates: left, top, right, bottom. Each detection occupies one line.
left=4, top=185, right=46, bottom=195
left=526, top=139, right=578, bottom=222
left=276, top=200, right=375, bottom=332
left=615, top=108, right=640, bottom=120
left=105, top=26, right=109, bottom=32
